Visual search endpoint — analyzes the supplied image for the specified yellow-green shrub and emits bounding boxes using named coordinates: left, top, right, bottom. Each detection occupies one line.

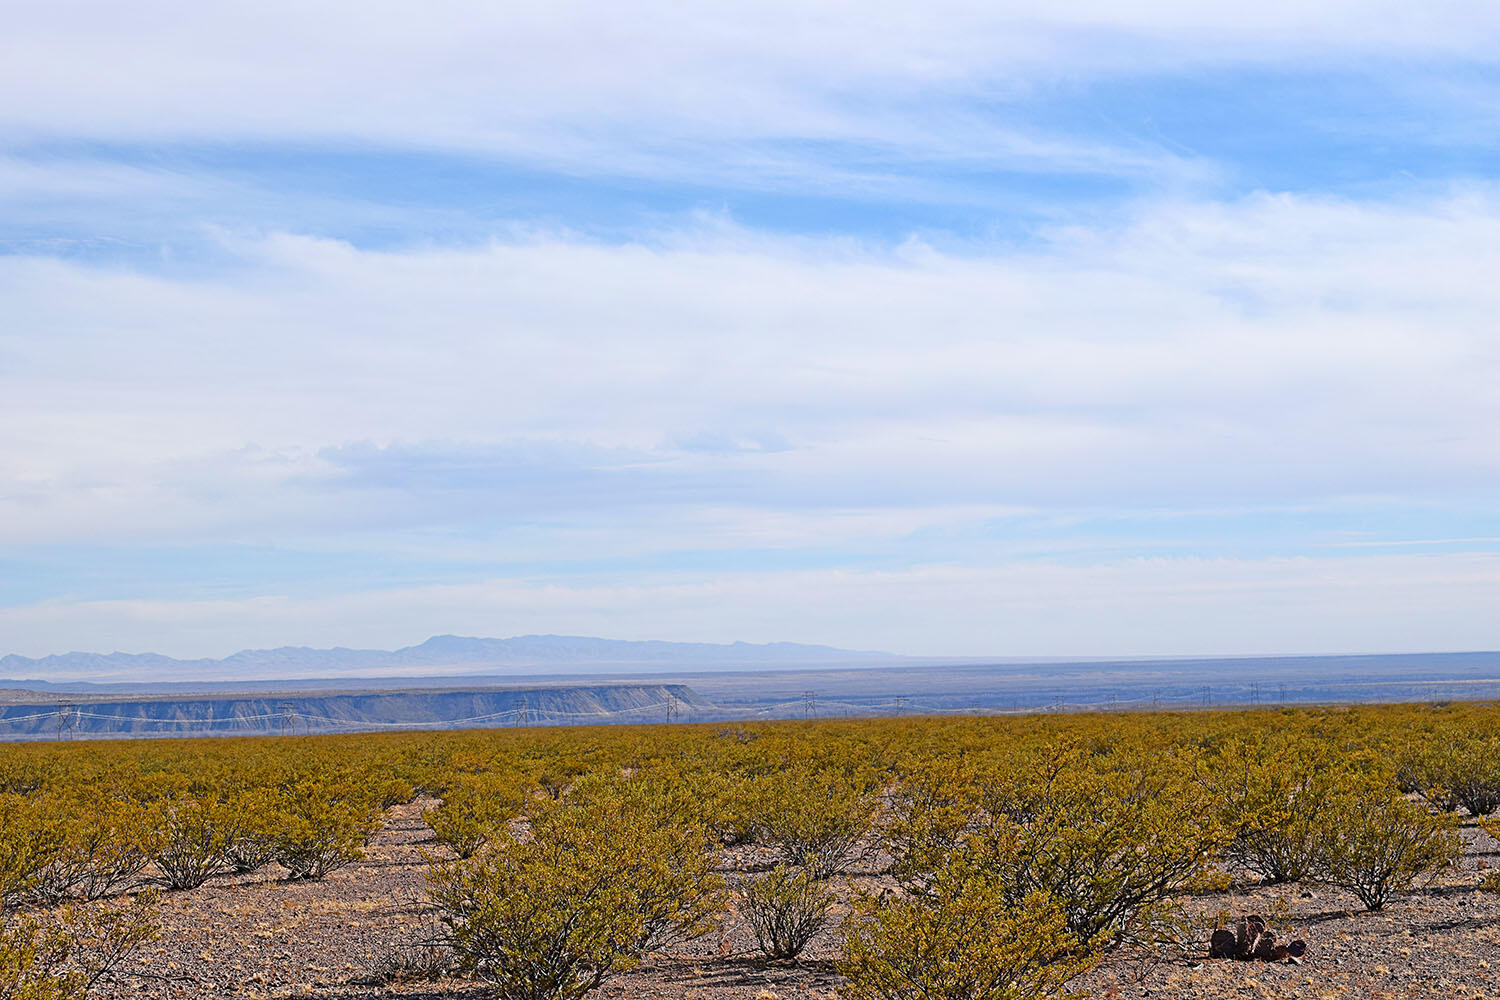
left=423, top=771, right=529, bottom=859
left=1211, top=739, right=1341, bottom=885
left=0, top=891, right=158, bottom=1000
left=1395, top=721, right=1500, bottom=817
left=1312, top=778, right=1461, bottom=910
left=890, top=744, right=1227, bottom=953
left=222, top=788, right=284, bottom=875
left=0, top=795, right=65, bottom=907
left=152, top=795, right=245, bottom=890
left=273, top=780, right=381, bottom=880
left=740, top=864, right=833, bottom=961
left=749, top=765, right=878, bottom=878
left=428, top=786, right=725, bottom=1000
left=839, top=855, right=1091, bottom=1000
left=0, top=913, right=77, bottom=1000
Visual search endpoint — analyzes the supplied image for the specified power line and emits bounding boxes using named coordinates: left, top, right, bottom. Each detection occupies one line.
left=55, top=703, right=78, bottom=740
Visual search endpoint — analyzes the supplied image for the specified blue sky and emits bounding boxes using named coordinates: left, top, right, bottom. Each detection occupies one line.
left=3, top=2, right=1500, bottom=661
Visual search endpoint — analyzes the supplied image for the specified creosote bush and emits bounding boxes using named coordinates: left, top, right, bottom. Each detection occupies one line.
left=153, top=795, right=245, bottom=890
left=1312, top=778, right=1461, bottom=910
left=740, top=864, right=834, bottom=961
left=428, top=783, right=725, bottom=1000
left=0, top=891, right=159, bottom=1000
left=1395, top=721, right=1500, bottom=817
left=423, top=771, right=528, bottom=859
left=217, top=787, right=284, bottom=875
left=684, top=769, right=760, bottom=846
left=1479, top=818, right=1500, bottom=894
left=355, top=942, right=454, bottom=986
left=0, top=913, right=75, bottom=1000
left=274, top=780, right=381, bottom=880
left=1, top=699, right=1499, bottom=999
left=0, top=794, right=66, bottom=907
left=1211, top=739, right=1340, bottom=885
left=890, top=743, right=1227, bottom=954
left=750, top=765, right=879, bottom=878
left=0, top=791, right=160, bottom=905
left=839, top=855, right=1092, bottom=1000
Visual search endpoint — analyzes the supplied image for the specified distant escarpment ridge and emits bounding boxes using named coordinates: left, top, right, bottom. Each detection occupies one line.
left=2, top=650, right=1499, bottom=739
left=0, top=634, right=905, bottom=684
left=0, top=683, right=715, bottom=740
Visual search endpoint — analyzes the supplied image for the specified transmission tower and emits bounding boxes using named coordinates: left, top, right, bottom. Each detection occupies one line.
left=277, top=701, right=296, bottom=736
left=894, top=695, right=909, bottom=716
left=802, top=691, right=818, bottom=719
left=665, top=694, right=680, bottom=724
left=55, top=703, right=78, bottom=740
left=515, top=695, right=531, bottom=728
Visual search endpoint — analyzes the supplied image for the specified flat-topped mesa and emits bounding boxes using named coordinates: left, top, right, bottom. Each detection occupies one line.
left=0, top=683, right=713, bottom=740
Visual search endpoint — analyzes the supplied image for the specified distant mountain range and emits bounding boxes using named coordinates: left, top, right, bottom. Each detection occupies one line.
left=0, top=634, right=905, bottom=684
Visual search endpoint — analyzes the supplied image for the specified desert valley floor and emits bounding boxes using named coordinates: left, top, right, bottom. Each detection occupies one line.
left=91, top=798, right=1499, bottom=1000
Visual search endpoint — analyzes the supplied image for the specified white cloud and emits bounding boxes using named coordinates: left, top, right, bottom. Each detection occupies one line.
left=5, top=187, right=1500, bottom=655
left=3, top=189, right=1499, bottom=545
left=6, top=3, right=1499, bottom=660
left=2, top=3, right=1496, bottom=183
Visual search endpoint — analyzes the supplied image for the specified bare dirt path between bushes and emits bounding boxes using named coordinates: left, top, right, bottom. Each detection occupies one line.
left=92, top=800, right=1500, bottom=1000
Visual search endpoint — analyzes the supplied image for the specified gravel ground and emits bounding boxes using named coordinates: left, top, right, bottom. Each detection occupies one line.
left=91, top=802, right=1500, bottom=1000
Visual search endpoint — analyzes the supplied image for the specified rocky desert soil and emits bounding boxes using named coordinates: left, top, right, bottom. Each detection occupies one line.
left=90, top=798, right=1500, bottom=1000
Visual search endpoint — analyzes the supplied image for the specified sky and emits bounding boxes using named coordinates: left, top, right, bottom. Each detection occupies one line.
left=4, top=2, right=1500, bottom=661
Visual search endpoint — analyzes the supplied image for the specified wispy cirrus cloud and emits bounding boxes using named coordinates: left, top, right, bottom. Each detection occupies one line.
left=4, top=3, right=1500, bottom=659
left=4, top=3, right=1497, bottom=212
left=4, top=190, right=1499, bottom=541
